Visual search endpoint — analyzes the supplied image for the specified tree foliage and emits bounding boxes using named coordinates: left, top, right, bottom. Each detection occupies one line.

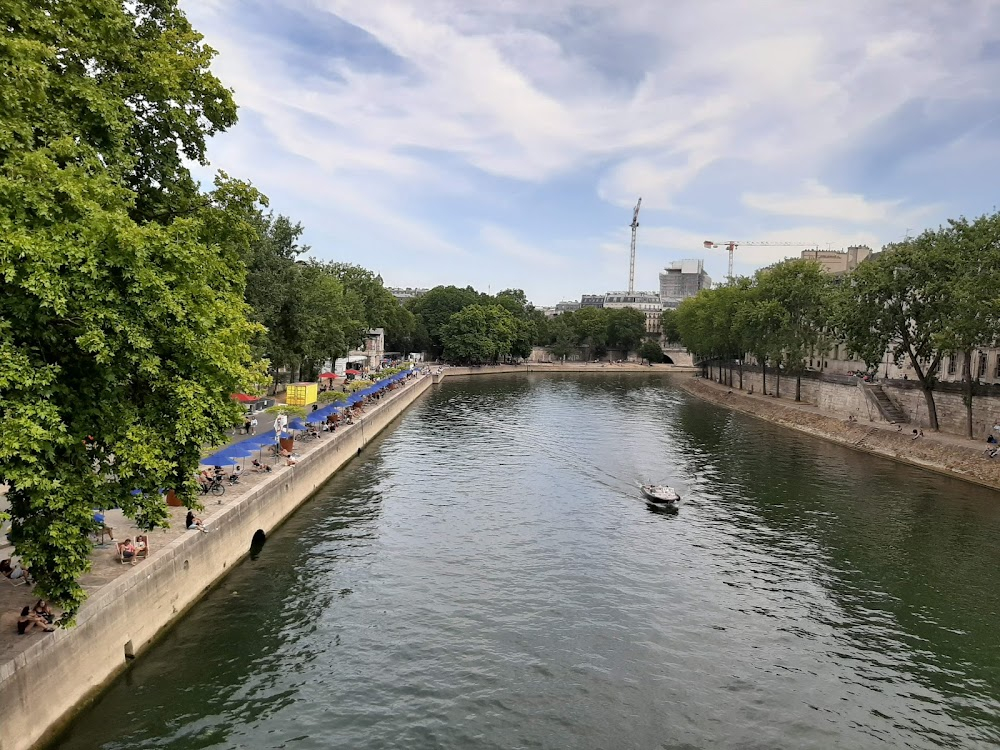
left=0, top=0, right=261, bottom=618
left=441, top=304, right=518, bottom=364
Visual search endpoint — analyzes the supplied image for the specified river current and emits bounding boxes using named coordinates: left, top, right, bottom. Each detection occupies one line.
left=54, top=374, right=1000, bottom=749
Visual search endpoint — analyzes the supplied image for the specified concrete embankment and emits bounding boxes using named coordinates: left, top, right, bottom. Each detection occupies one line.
left=681, top=377, right=1000, bottom=491
left=0, top=374, right=433, bottom=750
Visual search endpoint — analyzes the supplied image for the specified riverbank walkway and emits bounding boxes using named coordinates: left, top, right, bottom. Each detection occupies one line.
left=687, top=376, right=1000, bottom=488
left=0, top=370, right=429, bottom=663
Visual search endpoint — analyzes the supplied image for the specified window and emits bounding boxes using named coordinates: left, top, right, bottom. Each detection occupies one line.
left=995, top=357, right=1000, bottom=379
left=947, top=356, right=957, bottom=375
left=978, top=354, right=988, bottom=378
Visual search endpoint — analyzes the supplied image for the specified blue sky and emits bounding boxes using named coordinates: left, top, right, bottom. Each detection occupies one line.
left=183, top=0, right=1000, bottom=306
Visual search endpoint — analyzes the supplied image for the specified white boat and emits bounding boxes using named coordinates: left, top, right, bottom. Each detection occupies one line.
left=640, top=484, right=680, bottom=507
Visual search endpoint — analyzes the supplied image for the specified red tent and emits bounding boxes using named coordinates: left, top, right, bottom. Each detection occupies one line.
left=319, top=372, right=339, bottom=380
left=345, top=369, right=362, bottom=375
left=232, top=393, right=257, bottom=403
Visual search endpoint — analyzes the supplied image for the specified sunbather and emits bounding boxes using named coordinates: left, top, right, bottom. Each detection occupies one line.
left=119, top=539, right=137, bottom=564
left=17, top=606, right=54, bottom=634
left=1, top=558, right=30, bottom=583
left=33, top=599, right=54, bottom=624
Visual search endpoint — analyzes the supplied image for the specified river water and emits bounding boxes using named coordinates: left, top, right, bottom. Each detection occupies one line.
left=53, top=374, right=1000, bottom=749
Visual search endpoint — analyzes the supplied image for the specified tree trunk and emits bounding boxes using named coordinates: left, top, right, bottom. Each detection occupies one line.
left=775, top=365, right=781, bottom=398
left=962, top=349, right=974, bottom=439
left=761, top=359, right=767, bottom=395
left=738, top=360, right=743, bottom=390
left=795, top=374, right=801, bottom=402
left=904, top=349, right=941, bottom=431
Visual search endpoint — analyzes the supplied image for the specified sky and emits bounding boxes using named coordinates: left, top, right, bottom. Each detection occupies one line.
left=182, top=0, right=1000, bottom=306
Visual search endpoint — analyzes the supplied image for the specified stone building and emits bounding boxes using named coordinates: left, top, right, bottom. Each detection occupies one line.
left=659, top=260, right=712, bottom=309
left=800, top=246, right=872, bottom=275
left=603, top=291, right=663, bottom=335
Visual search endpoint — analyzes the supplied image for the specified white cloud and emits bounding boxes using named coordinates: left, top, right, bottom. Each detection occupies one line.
left=179, top=0, right=1000, bottom=301
left=742, top=180, right=904, bottom=224
left=479, top=225, right=568, bottom=269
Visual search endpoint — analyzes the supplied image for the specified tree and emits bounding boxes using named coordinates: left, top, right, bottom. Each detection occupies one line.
left=546, top=316, right=577, bottom=360
left=933, top=214, right=1000, bottom=437
left=639, top=340, right=665, bottom=363
left=661, top=310, right=681, bottom=344
left=755, top=260, right=833, bottom=401
left=836, top=236, right=954, bottom=430
left=406, top=285, right=482, bottom=358
left=570, top=307, right=608, bottom=359
left=441, top=305, right=517, bottom=364
left=606, top=308, right=647, bottom=353
left=0, top=0, right=260, bottom=619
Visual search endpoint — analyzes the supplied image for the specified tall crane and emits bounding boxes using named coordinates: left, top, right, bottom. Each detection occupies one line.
left=703, top=240, right=820, bottom=283
left=628, top=197, right=642, bottom=294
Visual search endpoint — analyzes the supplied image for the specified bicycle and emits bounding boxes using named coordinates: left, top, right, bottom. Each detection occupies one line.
left=201, top=476, right=225, bottom=497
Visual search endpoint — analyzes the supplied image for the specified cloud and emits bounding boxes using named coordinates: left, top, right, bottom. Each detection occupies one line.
left=479, top=225, right=568, bottom=269
left=178, top=0, right=1000, bottom=304
left=742, top=180, right=904, bottom=224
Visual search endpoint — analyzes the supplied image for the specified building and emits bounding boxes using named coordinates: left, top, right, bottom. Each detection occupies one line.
left=603, top=291, right=662, bottom=335
left=555, top=300, right=581, bottom=314
left=580, top=294, right=606, bottom=308
left=335, top=328, right=385, bottom=374
left=800, top=246, right=872, bottom=275
left=388, top=287, right=429, bottom=304
left=659, top=260, right=712, bottom=309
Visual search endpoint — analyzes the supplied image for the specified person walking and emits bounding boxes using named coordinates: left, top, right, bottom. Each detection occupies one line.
left=250, top=416, right=258, bottom=435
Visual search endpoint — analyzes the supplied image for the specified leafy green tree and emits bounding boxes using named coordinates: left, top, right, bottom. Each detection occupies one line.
left=546, top=316, right=577, bottom=360
left=836, top=235, right=952, bottom=430
left=569, top=307, right=608, bottom=359
left=755, top=260, right=833, bottom=401
left=933, top=214, right=1000, bottom=437
left=639, top=340, right=665, bottom=363
left=661, top=310, right=681, bottom=344
left=0, top=0, right=262, bottom=619
left=606, top=308, right=647, bottom=353
left=441, top=304, right=517, bottom=364
left=406, top=285, right=482, bottom=358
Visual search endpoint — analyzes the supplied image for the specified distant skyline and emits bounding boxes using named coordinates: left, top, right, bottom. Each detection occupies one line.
left=183, top=1, right=1000, bottom=306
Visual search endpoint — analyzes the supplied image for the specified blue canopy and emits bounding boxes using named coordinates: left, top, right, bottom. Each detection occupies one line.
left=288, top=418, right=307, bottom=431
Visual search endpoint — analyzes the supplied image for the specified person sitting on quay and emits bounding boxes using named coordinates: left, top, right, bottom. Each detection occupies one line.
left=186, top=511, right=208, bottom=533
left=17, top=606, right=54, bottom=635
left=119, top=538, right=138, bottom=564
left=251, top=458, right=272, bottom=473
left=987, top=433, right=997, bottom=445
left=279, top=448, right=299, bottom=466
left=33, top=599, right=55, bottom=624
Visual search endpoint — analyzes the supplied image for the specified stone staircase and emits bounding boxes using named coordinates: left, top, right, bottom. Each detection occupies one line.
left=864, top=384, right=908, bottom=424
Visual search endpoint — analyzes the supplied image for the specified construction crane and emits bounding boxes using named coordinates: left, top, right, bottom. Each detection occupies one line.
left=703, top=240, right=820, bottom=282
left=628, top=197, right=642, bottom=293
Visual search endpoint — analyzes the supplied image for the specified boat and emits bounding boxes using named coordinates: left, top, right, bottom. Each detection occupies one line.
left=640, top=484, right=680, bottom=508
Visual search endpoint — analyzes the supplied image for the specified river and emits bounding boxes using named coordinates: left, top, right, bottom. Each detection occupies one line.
left=52, top=374, right=1000, bottom=749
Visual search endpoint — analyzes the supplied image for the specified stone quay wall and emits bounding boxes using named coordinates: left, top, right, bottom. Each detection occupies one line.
left=681, top=377, right=1000, bottom=490
left=702, top=365, right=1000, bottom=439
left=0, top=374, right=433, bottom=750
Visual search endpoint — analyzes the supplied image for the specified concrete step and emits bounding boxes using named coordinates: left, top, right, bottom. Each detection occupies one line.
left=868, top=386, right=908, bottom=423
